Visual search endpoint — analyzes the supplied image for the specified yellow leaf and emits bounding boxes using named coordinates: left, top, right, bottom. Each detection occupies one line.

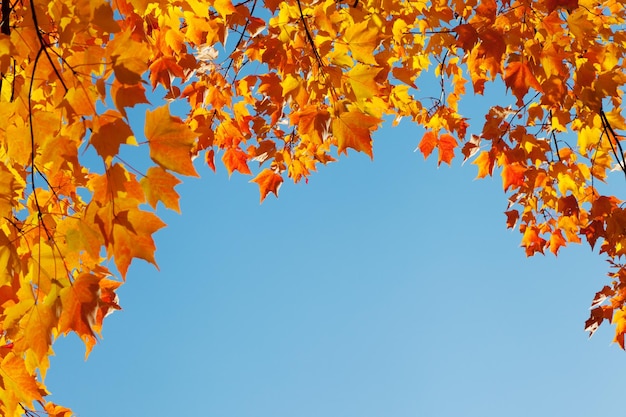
left=344, top=20, right=379, bottom=65
left=347, top=64, right=381, bottom=102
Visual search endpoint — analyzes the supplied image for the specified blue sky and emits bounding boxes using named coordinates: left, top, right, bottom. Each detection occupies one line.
left=45, top=116, right=626, bottom=416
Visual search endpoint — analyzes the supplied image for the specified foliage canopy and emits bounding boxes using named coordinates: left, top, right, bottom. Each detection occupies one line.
left=0, top=0, right=624, bottom=413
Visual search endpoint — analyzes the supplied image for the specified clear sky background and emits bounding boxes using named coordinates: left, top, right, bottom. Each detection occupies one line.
left=42, top=112, right=626, bottom=416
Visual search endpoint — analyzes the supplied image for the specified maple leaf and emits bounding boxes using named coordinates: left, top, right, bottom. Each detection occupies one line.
left=112, top=81, right=150, bottom=119
left=108, top=29, right=150, bottom=84
left=331, top=110, right=381, bottom=158
left=418, top=132, right=457, bottom=165
left=0, top=353, right=44, bottom=413
left=57, top=274, right=101, bottom=355
left=141, top=166, right=182, bottom=213
left=90, top=111, right=136, bottom=166
left=501, top=163, right=526, bottom=192
left=344, top=21, right=379, bottom=65
left=251, top=169, right=283, bottom=202
left=438, top=134, right=457, bottom=166
left=44, top=402, right=74, bottom=417
left=19, top=303, right=55, bottom=365
left=419, top=130, right=437, bottom=159
left=107, top=205, right=166, bottom=278
left=2, top=0, right=626, bottom=411
left=473, top=151, right=493, bottom=178
left=504, top=61, right=542, bottom=106
left=145, top=105, right=199, bottom=177
left=222, top=147, right=252, bottom=176
left=347, top=64, right=381, bottom=102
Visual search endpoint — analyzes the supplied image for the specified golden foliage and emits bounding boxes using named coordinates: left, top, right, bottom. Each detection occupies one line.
left=0, top=0, right=625, bottom=413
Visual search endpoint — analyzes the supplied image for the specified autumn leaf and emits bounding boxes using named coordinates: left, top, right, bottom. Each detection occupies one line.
left=347, top=64, right=381, bottom=102
left=0, top=353, right=43, bottom=413
left=473, top=151, right=493, bottom=179
left=90, top=110, right=136, bottom=165
left=141, top=166, right=182, bottom=213
left=222, top=147, right=252, bottom=176
left=504, top=61, right=542, bottom=106
left=418, top=131, right=437, bottom=160
left=57, top=274, right=101, bottom=353
left=501, top=163, right=526, bottom=192
left=546, top=0, right=579, bottom=13
left=332, top=109, right=380, bottom=158
left=438, top=134, right=457, bottom=166
left=343, top=20, right=379, bottom=65
left=3, top=0, right=626, bottom=412
left=108, top=206, right=166, bottom=279
left=145, top=105, right=199, bottom=177
left=251, top=169, right=283, bottom=202
left=112, top=81, right=150, bottom=119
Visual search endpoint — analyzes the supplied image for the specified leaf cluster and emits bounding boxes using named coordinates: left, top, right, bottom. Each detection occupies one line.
left=0, top=0, right=624, bottom=413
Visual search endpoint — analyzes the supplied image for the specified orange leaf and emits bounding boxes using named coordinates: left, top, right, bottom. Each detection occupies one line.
left=58, top=274, right=101, bottom=356
left=251, top=169, right=283, bottom=202
left=20, top=303, right=54, bottom=365
left=344, top=20, right=379, bottom=65
left=549, top=230, right=567, bottom=255
left=222, top=147, right=252, bottom=176
left=520, top=225, right=546, bottom=256
left=504, top=61, right=542, bottom=106
left=90, top=110, right=135, bottom=166
left=347, top=64, right=381, bottom=102
left=109, top=206, right=166, bottom=279
left=145, top=105, right=199, bottom=177
left=112, top=81, right=150, bottom=119
left=0, top=353, right=43, bottom=412
left=332, top=109, right=381, bottom=158
left=44, top=402, right=74, bottom=417
left=418, top=131, right=437, bottom=159
left=141, top=166, right=182, bottom=213
left=454, top=24, right=479, bottom=51
left=149, top=56, right=185, bottom=91
left=473, top=151, right=493, bottom=178
left=438, top=134, right=457, bottom=166
left=214, top=0, right=237, bottom=16
left=501, top=163, right=526, bottom=191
